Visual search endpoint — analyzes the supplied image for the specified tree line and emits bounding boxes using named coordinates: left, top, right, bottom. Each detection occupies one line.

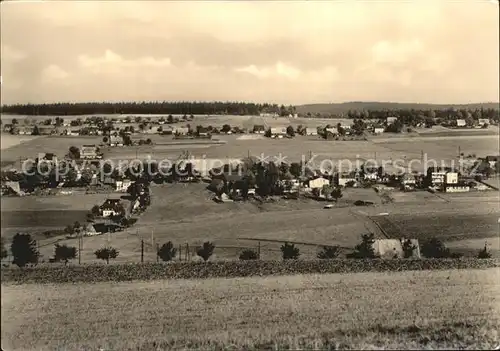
left=0, top=101, right=294, bottom=116
left=1, top=233, right=493, bottom=267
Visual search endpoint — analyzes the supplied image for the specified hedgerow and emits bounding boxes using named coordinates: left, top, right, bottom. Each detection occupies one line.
left=1, top=259, right=498, bottom=284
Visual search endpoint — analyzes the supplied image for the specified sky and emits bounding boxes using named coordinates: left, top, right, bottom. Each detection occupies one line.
left=1, top=0, right=499, bottom=105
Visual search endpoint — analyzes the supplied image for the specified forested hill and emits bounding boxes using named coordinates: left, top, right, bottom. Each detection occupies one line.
left=296, top=102, right=499, bottom=115
left=0, top=101, right=290, bottom=116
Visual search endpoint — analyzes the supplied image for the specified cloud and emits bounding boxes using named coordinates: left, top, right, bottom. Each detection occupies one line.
left=0, top=1, right=498, bottom=104
left=1, top=45, right=26, bottom=62
left=235, top=62, right=301, bottom=80
left=41, top=64, right=69, bottom=83
left=77, top=50, right=171, bottom=74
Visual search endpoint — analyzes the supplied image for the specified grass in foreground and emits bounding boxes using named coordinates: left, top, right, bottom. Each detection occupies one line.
left=2, top=268, right=499, bottom=350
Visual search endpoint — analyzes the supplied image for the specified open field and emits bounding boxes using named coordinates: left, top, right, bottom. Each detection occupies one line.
left=0, top=193, right=122, bottom=240
left=2, top=268, right=499, bottom=350
left=0, top=135, right=103, bottom=167
left=28, top=183, right=499, bottom=263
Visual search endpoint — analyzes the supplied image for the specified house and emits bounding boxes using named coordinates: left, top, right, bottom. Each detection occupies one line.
left=17, top=126, right=33, bottom=135
left=270, top=127, right=287, bottom=137
left=478, top=119, right=490, bottom=127
left=305, top=176, right=330, bottom=189
left=325, top=127, right=338, bottom=135
left=69, top=130, right=80, bottom=136
left=144, top=126, right=160, bottom=134
left=445, top=183, right=470, bottom=193
left=372, top=239, right=421, bottom=259
left=80, top=144, right=98, bottom=159
left=115, top=179, right=132, bottom=192
left=456, top=119, right=466, bottom=127
left=386, top=117, right=398, bottom=125
left=485, top=156, right=500, bottom=168
left=83, top=223, right=102, bottom=237
left=3, top=124, right=13, bottom=133
left=305, top=127, right=318, bottom=136
left=253, top=125, right=266, bottom=134
left=109, top=135, right=123, bottom=146
left=100, top=198, right=124, bottom=218
left=400, top=173, right=416, bottom=186
left=427, top=167, right=457, bottom=186
left=174, top=127, right=189, bottom=135
left=373, top=127, right=384, bottom=135
left=337, top=172, right=358, bottom=187
left=2, top=181, right=24, bottom=196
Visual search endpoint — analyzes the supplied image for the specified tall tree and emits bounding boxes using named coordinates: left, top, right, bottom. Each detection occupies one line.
left=11, top=233, right=39, bottom=267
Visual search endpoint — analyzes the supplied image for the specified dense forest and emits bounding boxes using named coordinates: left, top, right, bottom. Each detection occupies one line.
left=0, top=101, right=296, bottom=116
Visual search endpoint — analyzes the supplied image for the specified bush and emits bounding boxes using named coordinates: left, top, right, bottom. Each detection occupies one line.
left=94, top=247, right=119, bottom=264
left=2, top=259, right=499, bottom=284
left=346, top=233, right=378, bottom=259
left=281, top=242, right=300, bottom=260
left=402, top=239, right=417, bottom=258
left=11, top=233, right=39, bottom=267
left=477, top=244, right=492, bottom=259
left=317, top=246, right=340, bottom=259
left=421, top=238, right=454, bottom=258
left=157, top=241, right=177, bottom=262
left=197, top=242, right=215, bottom=262
left=239, top=249, right=258, bottom=260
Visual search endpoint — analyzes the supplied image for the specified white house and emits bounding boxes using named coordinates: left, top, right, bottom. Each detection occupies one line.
left=373, top=127, right=384, bottom=135
left=478, top=119, right=490, bottom=127
left=115, top=179, right=132, bottom=192
left=445, top=184, right=470, bottom=193
left=445, top=172, right=458, bottom=184
left=325, top=127, right=338, bottom=135
left=174, top=127, right=189, bottom=135
left=373, top=239, right=421, bottom=259
left=386, top=117, right=398, bottom=124
left=305, top=127, right=318, bottom=136
left=456, top=119, right=466, bottom=127
left=270, top=127, right=287, bottom=137
left=307, top=176, right=330, bottom=189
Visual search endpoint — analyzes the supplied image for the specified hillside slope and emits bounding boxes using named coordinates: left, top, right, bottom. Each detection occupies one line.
left=2, top=268, right=499, bottom=350
left=296, top=102, right=500, bottom=115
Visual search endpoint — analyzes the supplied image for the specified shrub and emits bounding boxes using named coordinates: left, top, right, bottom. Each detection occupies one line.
left=94, top=247, right=119, bottom=264
left=281, top=242, right=300, bottom=260
left=11, top=233, right=39, bottom=267
left=239, top=249, right=258, bottom=260
left=421, top=238, right=452, bottom=258
left=54, top=244, right=77, bottom=265
left=477, top=244, right=492, bottom=259
left=1, top=237, right=8, bottom=260
left=402, top=239, right=417, bottom=258
left=317, top=245, right=340, bottom=259
left=197, top=242, right=215, bottom=262
left=158, top=241, right=177, bottom=262
left=346, top=233, right=378, bottom=259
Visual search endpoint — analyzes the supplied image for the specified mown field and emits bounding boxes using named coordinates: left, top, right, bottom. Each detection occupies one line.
left=2, top=267, right=499, bottom=350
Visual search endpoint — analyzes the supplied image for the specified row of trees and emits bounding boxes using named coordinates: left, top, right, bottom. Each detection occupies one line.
left=1, top=102, right=290, bottom=116
left=1, top=233, right=493, bottom=267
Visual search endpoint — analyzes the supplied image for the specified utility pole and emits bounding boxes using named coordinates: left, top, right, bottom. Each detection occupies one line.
left=151, top=229, right=154, bottom=248
left=78, top=233, right=82, bottom=265
left=156, top=243, right=159, bottom=263
left=258, top=241, right=261, bottom=259
left=179, top=244, right=182, bottom=262
left=141, top=239, right=144, bottom=263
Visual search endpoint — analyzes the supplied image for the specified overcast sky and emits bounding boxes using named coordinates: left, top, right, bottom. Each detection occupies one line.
left=1, top=0, right=498, bottom=105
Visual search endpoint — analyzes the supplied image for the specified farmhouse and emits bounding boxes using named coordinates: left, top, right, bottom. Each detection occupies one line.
left=337, top=172, right=358, bottom=187
left=373, top=127, right=384, bottom=135
left=386, top=117, right=398, bottom=125
left=100, top=198, right=124, bottom=218
left=305, top=176, right=330, bottom=189
left=373, top=239, right=421, bottom=259
left=305, top=127, right=318, bottom=136
left=270, top=127, right=287, bottom=137
left=109, top=135, right=123, bottom=146
left=478, top=118, right=490, bottom=127
left=485, top=155, right=500, bottom=168
left=253, top=125, right=266, bottom=134
left=115, top=179, right=132, bottom=192
left=174, top=127, right=189, bottom=135
left=80, top=144, right=98, bottom=159
left=427, top=167, right=457, bottom=186
left=325, top=127, right=338, bottom=135
left=445, top=183, right=470, bottom=193
left=456, top=119, right=466, bottom=127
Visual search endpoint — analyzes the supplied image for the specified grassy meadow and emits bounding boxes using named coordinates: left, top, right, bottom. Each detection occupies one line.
left=2, top=268, right=499, bottom=350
